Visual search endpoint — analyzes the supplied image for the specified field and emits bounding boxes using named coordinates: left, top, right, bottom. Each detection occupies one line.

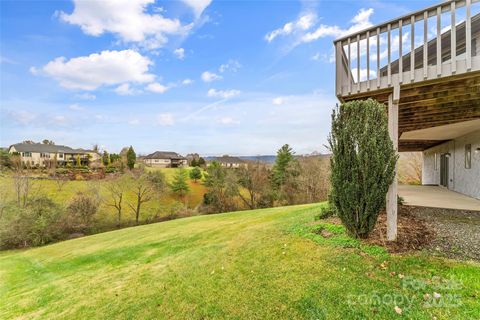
left=0, top=168, right=207, bottom=224
left=1, top=203, right=478, bottom=319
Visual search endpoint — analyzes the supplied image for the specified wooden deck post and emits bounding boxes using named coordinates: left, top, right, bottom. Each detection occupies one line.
left=387, top=87, right=399, bottom=241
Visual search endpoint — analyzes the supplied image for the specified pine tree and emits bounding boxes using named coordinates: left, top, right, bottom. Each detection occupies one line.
left=102, top=151, right=110, bottom=166
left=271, top=144, right=295, bottom=188
left=189, top=167, right=202, bottom=182
left=126, top=146, right=136, bottom=170
left=170, top=168, right=190, bottom=201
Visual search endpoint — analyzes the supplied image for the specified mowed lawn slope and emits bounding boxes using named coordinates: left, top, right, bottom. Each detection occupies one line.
left=1, top=204, right=479, bottom=319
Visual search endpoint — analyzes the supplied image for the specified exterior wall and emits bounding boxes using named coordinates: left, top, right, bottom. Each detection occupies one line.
left=144, top=158, right=171, bottom=167
left=422, top=130, right=480, bottom=199
left=9, top=146, right=90, bottom=167
left=452, top=130, right=480, bottom=199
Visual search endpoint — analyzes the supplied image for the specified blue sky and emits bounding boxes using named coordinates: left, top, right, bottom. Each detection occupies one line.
left=0, top=0, right=437, bottom=155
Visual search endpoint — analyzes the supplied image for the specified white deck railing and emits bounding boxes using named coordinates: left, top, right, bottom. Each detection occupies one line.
left=335, top=0, right=480, bottom=98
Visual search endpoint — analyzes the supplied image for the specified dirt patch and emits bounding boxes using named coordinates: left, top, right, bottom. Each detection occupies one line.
left=364, top=206, right=435, bottom=253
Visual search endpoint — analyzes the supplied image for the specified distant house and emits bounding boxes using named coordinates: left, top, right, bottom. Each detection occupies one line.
left=144, top=151, right=187, bottom=168
left=8, top=142, right=100, bottom=167
left=213, top=155, right=246, bottom=168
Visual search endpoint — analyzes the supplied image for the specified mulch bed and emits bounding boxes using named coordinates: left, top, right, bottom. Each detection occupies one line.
left=364, top=206, right=436, bottom=253
left=319, top=206, right=436, bottom=253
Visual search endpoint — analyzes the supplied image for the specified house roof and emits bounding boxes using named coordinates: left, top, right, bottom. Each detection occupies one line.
left=214, top=156, right=245, bottom=164
left=9, top=142, right=86, bottom=154
left=144, top=151, right=186, bottom=160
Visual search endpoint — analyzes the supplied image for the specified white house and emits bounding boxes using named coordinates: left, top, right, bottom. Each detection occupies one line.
left=143, top=151, right=187, bottom=168
left=8, top=142, right=101, bottom=167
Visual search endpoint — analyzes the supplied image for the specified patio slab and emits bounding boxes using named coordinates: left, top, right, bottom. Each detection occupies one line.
left=398, top=185, right=480, bottom=211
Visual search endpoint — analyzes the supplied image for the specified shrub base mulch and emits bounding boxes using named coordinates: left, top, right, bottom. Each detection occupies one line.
left=364, top=206, right=435, bottom=253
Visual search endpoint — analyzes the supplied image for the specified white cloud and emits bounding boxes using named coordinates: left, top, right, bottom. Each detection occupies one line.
left=181, top=0, right=212, bottom=18
left=302, top=8, right=374, bottom=42
left=115, top=83, right=138, bottom=96
left=52, top=115, right=66, bottom=124
left=69, top=103, right=84, bottom=111
left=217, top=117, right=239, bottom=125
left=59, top=0, right=192, bottom=50
left=174, top=48, right=185, bottom=60
left=156, top=113, right=175, bottom=126
left=219, top=59, right=241, bottom=73
left=74, top=93, right=96, bottom=100
left=201, top=71, right=222, bottom=82
left=34, top=50, right=154, bottom=90
left=128, top=118, right=140, bottom=125
left=272, top=97, right=286, bottom=105
left=207, top=88, right=240, bottom=99
left=351, top=68, right=377, bottom=82
left=146, top=82, right=169, bottom=94
left=265, top=13, right=316, bottom=42
left=9, top=110, right=36, bottom=125
left=182, top=78, right=193, bottom=85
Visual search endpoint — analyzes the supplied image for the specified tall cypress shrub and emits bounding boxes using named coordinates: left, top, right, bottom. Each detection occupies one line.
left=328, top=99, right=397, bottom=238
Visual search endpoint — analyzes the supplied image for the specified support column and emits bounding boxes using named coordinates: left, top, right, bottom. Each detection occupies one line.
left=387, top=87, right=399, bottom=241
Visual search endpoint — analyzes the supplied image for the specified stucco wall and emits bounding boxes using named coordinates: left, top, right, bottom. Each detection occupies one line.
left=422, top=130, right=480, bottom=199
left=452, top=130, right=480, bottom=199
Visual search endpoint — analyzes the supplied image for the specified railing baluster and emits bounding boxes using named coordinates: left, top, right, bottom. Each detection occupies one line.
left=348, top=37, right=351, bottom=94
left=367, top=31, right=370, bottom=90
left=423, top=11, right=428, bottom=79
left=411, top=15, right=415, bottom=82
left=399, top=19, right=403, bottom=84
left=466, top=0, right=472, bottom=71
left=451, top=1, right=456, bottom=74
left=357, top=34, right=360, bottom=92
left=436, top=6, right=442, bottom=77
left=388, top=23, right=391, bottom=86
left=335, top=42, right=343, bottom=96
left=377, top=28, right=380, bottom=88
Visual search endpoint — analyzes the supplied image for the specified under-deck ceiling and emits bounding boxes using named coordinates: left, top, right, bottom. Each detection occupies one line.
left=342, top=71, right=480, bottom=151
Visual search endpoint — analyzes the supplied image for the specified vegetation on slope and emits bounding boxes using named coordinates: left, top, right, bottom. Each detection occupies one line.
left=1, top=203, right=478, bottom=319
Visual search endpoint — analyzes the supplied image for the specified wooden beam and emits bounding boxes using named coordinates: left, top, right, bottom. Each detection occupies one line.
left=387, top=92, right=398, bottom=241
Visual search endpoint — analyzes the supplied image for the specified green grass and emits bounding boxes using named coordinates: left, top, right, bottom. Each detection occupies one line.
left=1, top=203, right=479, bottom=319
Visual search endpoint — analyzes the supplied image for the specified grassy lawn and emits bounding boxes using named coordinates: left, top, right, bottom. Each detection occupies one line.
left=0, top=168, right=207, bottom=224
left=1, top=203, right=478, bottom=319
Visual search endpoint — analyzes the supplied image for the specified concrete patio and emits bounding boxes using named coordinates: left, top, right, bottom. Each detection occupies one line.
left=399, top=185, right=480, bottom=211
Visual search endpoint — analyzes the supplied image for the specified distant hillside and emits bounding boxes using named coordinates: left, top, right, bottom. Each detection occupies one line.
left=204, top=154, right=331, bottom=164
left=205, top=155, right=277, bottom=164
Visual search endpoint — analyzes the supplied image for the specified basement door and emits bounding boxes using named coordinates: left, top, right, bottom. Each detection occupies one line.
left=440, top=154, right=449, bottom=188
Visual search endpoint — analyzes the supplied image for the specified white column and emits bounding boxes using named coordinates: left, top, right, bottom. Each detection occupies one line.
left=387, top=89, right=399, bottom=241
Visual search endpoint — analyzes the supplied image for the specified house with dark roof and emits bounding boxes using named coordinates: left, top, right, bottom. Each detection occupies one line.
left=143, top=151, right=187, bottom=168
left=212, top=155, right=246, bottom=168
left=8, top=142, right=101, bottom=167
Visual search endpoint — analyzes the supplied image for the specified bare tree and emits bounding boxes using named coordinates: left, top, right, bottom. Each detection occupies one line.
left=54, top=176, right=69, bottom=191
left=13, top=174, right=33, bottom=208
left=237, top=161, right=271, bottom=209
left=398, top=152, right=422, bottom=185
left=106, top=177, right=126, bottom=226
left=295, top=156, right=330, bottom=204
left=0, top=188, right=9, bottom=218
left=127, top=174, right=154, bottom=224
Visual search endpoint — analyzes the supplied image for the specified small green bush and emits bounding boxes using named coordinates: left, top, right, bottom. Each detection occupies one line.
left=314, top=203, right=336, bottom=220
left=0, top=196, right=65, bottom=248
left=66, top=192, right=99, bottom=231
